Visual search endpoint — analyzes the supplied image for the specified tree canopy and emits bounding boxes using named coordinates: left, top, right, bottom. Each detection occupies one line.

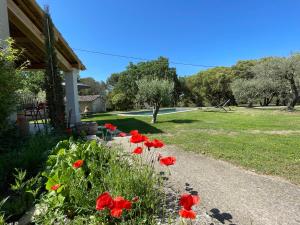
left=136, top=78, right=174, bottom=123
left=79, top=77, right=106, bottom=96
left=106, top=57, right=180, bottom=110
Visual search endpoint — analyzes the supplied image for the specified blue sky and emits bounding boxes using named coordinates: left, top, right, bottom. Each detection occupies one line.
left=37, top=0, right=300, bottom=82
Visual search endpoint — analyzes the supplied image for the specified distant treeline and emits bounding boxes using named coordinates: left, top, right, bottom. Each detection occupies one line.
left=102, top=54, right=300, bottom=111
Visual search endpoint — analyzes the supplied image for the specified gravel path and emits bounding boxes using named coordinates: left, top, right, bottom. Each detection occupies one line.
left=111, top=137, right=300, bottom=225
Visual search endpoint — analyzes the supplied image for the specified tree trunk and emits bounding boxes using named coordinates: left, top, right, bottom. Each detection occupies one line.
left=151, top=104, right=160, bottom=123
left=287, top=77, right=299, bottom=110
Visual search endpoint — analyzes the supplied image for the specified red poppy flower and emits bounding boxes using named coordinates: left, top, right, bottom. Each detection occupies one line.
left=96, top=193, right=132, bottom=218
left=51, top=184, right=61, bottom=191
left=179, top=194, right=200, bottom=210
left=73, top=159, right=84, bottom=168
left=132, top=147, right=143, bottom=154
left=118, top=132, right=127, bottom=137
left=109, top=196, right=132, bottom=218
left=144, top=141, right=154, bottom=148
left=104, top=123, right=117, bottom=131
left=104, top=123, right=113, bottom=129
left=110, top=208, right=123, bottom=218
left=159, top=156, right=176, bottom=166
left=112, top=196, right=132, bottom=210
left=96, top=192, right=113, bottom=210
left=179, top=209, right=196, bottom=219
left=130, top=130, right=139, bottom=136
left=130, top=134, right=148, bottom=143
left=152, top=139, right=164, bottom=148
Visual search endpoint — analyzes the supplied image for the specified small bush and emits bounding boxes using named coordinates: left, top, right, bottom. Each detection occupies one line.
left=0, top=38, right=26, bottom=136
left=34, top=139, right=163, bottom=224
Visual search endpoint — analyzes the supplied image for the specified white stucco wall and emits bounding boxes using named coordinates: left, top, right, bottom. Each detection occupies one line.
left=79, top=98, right=106, bottom=113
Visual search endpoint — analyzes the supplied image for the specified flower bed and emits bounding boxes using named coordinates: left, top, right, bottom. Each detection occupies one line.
left=4, top=124, right=201, bottom=224
left=34, top=139, right=163, bottom=224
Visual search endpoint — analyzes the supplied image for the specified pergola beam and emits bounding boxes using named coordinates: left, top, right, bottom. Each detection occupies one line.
left=7, top=0, right=72, bottom=71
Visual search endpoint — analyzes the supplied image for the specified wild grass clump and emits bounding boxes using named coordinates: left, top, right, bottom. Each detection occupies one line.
left=34, top=139, right=163, bottom=224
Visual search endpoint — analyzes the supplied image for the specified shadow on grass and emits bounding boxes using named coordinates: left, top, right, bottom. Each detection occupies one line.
left=95, top=118, right=163, bottom=134
left=201, top=110, right=235, bottom=113
left=161, top=119, right=198, bottom=124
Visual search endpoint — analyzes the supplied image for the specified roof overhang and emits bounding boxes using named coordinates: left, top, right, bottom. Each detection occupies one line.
left=7, top=0, right=86, bottom=71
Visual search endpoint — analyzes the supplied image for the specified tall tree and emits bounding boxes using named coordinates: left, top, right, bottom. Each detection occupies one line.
left=43, top=7, right=65, bottom=129
left=106, top=57, right=180, bottom=110
left=79, top=77, right=106, bottom=96
left=136, top=78, right=174, bottom=123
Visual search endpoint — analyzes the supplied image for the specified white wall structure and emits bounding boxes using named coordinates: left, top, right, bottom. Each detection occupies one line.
left=0, top=0, right=9, bottom=42
left=64, top=69, right=81, bottom=124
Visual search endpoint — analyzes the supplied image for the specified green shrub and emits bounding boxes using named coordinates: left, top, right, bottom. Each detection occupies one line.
left=0, top=133, right=61, bottom=193
left=34, top=139, right=163, bottom=224
left=0, top=38, right=26, bottom=136
left=0, top=133, right=62, bottom=222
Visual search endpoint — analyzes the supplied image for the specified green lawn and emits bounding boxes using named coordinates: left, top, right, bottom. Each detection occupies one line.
left=84, top=107, right=300, bottom=184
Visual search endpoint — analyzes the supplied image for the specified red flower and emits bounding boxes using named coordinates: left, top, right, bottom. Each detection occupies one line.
left=51, top=184, right=61, bottom=191
left=112, top=196, right=132, bottom=210
left=179, top=194, right=200, bottom=210
left=130, top=134, right=148, bottom=143
left=96, top=192, right=113, bottom=210
left=95, top=193, right=132, bottom=218
left=110, top=196, right=132, bottom=218
left=159, top=156, right=176, bottom=166
left=104, top=123, right=117, bottom=131
left=118, top=132, right=127, bottom=137
left=110, top=125, right=117, bottom=131
left=110, top=208, right=123, bottom=218
left=73, top=159, right=84, bottom=168
left=179, top=209, right=196, bottom=219
left=130, top=130, right=139, bottom=136
left=144, top=141, right=154, bottom=148
left=104, top=123, right=113, bottom=129
left=132, top=147, right=143, bottom=154
left=152, top=139, right=164, bottom=148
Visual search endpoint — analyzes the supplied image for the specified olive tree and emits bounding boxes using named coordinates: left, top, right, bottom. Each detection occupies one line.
left=277, top=54, right=300, bottom=110
left=136, top=78, right=174, bottom=123
left=251, top=55, right=300, bottom=110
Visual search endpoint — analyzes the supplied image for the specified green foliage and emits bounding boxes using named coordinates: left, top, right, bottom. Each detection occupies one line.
left=0, top=38, right=25, bottom=135
left=2, top=169, right=43, bottom=221
left=0, top=133, right=62, bottom=222
left=231, top=59, right=258, bottom=79
left=184, top=67, right=235, bottom=106
left=232, top=55, right=300, bottom=108
left=137, top=78, right=174, bottom=123
left=0, top=133, right=61, bottom=193
left=20, top=71, right=45, bottom=95
left=79, top=77, right=106, bottom=96
left=136, top=78, right=174, bottom=106
left=34, top=140, right=163, bottom=224
left=107, top=57, right=180, bottom=110
left=43, top=9, right=65, bottom=129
